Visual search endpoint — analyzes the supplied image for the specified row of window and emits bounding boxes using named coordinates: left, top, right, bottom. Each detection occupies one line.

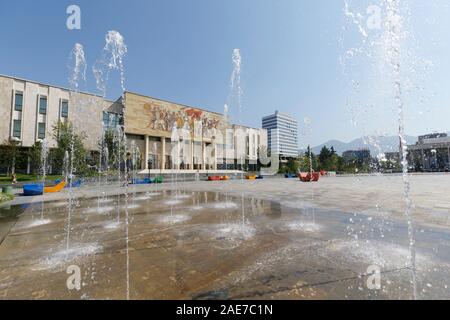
left=12, top=91, right=68, bottom=140
left=103, top=112, right=122, bottom=129
left=14, top=92, right=69, bottom=117
left=14, top=92, right=23, bottom=111
left=12, top=120, right=46, bottom=140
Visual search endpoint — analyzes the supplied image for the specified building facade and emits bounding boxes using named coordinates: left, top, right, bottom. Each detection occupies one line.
left=342, top=149, right=371, bottom=164
left=0, top=75, right=267, bottom=173
left=408, top=133, right=450, bottom=172
left=0, top=74, right=122, bottom=174
left=262, top=111, right=298, bottom=160
left=0, top=74, right=118, bottom=151
left=124, top=92, right=267, bottom=172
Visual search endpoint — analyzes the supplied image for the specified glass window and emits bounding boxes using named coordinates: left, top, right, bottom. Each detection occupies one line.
left=39, top=96, right=47, bottom=115
left=226, top=131, right=234, bottom=149
left=61, top=100, right=69, bottom=118
left=14, top=92, right=23, bottom=111
left=103, top=112, right=119, bottom=129
left=103, top=112, right=122, bottom=129
left=115, top=115, right=121, bottom=127
left=103, top=112, right=109, bottom=127
left=112, top=114, right=118, bottom=128
left=13, top=120, right=21, bottom=139
left=38, top=122, right=46, bottom=139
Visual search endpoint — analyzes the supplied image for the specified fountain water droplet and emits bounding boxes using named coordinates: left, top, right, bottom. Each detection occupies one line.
left=93, top=30, right=128, bottom=96
left=68, top=43, right=87, bottom=91
left=342, top=0, right=419, bottom=299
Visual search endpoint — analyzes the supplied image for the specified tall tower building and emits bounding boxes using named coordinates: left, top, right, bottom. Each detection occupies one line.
left=262, top=111, right=298, bottom=159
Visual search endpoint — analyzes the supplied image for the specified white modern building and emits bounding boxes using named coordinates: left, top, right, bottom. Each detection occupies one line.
left=262, top=111, right=299, bottom=159
left=408, top=133, right=450, bottom=171
left=0, top=74, right=119, bottom=152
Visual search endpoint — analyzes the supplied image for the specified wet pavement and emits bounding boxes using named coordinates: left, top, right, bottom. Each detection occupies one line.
left=1, top=180, right=450, bottom=300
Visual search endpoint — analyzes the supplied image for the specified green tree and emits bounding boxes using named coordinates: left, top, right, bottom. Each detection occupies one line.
left=330, top=146, right=336, bottom=156
left=318, top=146, right=331, bottom=170
left=329, top=153, right=340, bottom=171
left=0, top=138, right=21, bottom=175
left=336, top=154, right=345, bottom=172
left=318, top=146, right=341, bottom=171
left=319, top=146, right=331, bottom=164
left=100, top=129, right=122, bottom=170
left=28, top=142, right=42, bottom=175
left=300, top=146, right=318, bottom=172
left=51, top=121, right=88, bottom=175
left=286, top=158, right=300, bottom=173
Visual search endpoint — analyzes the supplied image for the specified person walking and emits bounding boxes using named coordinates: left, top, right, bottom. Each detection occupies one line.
left=121, top=153, right=133, bottom=187
left=11, top=173, right=17, bottom=185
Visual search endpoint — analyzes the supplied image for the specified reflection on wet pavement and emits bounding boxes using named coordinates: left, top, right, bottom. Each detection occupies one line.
left=0, top=190, right=449, bottom=300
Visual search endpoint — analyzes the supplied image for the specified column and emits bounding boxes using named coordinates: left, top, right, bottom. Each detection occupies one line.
left=421, top=149, right=425, bottom=170
left=202, top=142, right=206, bottom=170
left=448, top=147, right=450, bottom=167
left=161, top=137, right=166, bottom=170
left=144, top=135, right=149, bottom=170
left=191, top=140, right=194, bottom=170
left=27, top=154, right=31, bottom=175
left=213, top=143, right=218, bottom=170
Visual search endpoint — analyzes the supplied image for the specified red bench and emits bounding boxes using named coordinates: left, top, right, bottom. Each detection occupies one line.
left=299, top=172, right=320, bottom=182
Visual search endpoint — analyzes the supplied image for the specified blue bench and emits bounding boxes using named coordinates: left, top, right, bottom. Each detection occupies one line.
left=132, top=178, right=152, bottom=185
left=23, top=184, right=44, bottom=196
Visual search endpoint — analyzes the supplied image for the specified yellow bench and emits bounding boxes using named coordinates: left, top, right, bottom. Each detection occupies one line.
left=44, top=181, right=66, bottom=193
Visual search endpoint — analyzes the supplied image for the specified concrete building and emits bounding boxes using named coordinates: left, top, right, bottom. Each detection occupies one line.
left=0, top=75, right=267, bottom=174
left=123, top=92, right=267, bottom=172
left=262, top=111, right=298, bottom=160
left=0, top=74, right=119, bottom=151
left=384, top=152, right=400, bottom=163
left=408, top=133, right=450, bottom=172
left=0, top=74, right=121, bottom=174
left=342, top=149, right=371, bottom=164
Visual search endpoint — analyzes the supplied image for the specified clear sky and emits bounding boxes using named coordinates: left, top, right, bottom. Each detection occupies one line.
left=1, top=0, right=449, bottom=147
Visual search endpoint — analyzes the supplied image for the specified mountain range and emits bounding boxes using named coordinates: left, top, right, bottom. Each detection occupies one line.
left=309, top=135, right=419, bottom=156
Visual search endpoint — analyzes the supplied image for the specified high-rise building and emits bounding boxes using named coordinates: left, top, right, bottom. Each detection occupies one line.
left=262, top=111, right=298, bottom=159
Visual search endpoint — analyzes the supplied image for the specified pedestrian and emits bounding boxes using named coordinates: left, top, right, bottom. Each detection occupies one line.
left=11, top=173, right=17, bottom=185
left=123, top=153, right=132, bottom=187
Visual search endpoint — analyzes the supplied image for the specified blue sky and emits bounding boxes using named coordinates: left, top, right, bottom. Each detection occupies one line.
left=1, top=0, right=449, bottom=147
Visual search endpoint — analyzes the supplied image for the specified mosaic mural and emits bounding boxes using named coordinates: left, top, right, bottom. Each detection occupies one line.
left=143, top=102, right=221, bottom=139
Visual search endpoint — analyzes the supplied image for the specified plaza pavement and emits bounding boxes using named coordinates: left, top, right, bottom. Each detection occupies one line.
left=5, top=174, right=450, bottom=230
left=1, top=174, right=450, bottom=299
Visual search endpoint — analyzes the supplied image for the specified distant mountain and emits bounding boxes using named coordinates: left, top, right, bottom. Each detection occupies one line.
left=310, top=135, right=418, bottom=156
